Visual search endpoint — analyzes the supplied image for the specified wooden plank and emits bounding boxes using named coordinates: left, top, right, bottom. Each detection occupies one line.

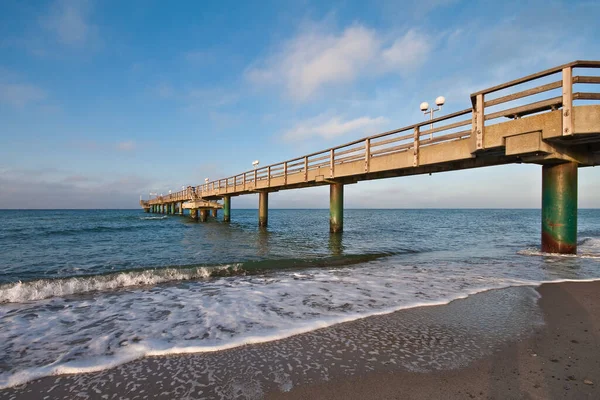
left=419, top=118, right=472, bottom=137
left=370, top=132, right=414, bottom=148
left=563, top=67, right=573, bottom=135
left=365, top=138, right=370, bottom=172
left=574, top=92, right=600, bottom=100
left=370, top=141, right=413, bottom=157
left=475, top=93, right=484, bottom=150
left=484, top=80, right=562, bottom=107
left=573, top=76, right=600, bottom=84
left=304, top=157, right=308, bottom=182
left=330, top=149, right=334, bottom=178
left=484, top=96, right=562, bottom=121
left=335, top=143, right=365, bottom=157
left=420, top=130, right=470, bottom=146
left=413, top=127, right=419, bottom=167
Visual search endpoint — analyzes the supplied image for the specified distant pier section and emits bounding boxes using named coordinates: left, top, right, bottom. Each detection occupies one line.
left=141, top=60, right=600, bottom=254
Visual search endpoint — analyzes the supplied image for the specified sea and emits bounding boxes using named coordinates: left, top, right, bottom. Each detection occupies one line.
left=0, top=208, right=599, bottom=389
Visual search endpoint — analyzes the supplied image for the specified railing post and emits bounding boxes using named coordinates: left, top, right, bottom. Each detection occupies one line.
left=304, top=157, right=308, bottom=182
left=284, top=162, right=287, bottom=185
left=267, top=166, right=271, bottom=187
left=364, top=139, right=370, bottom=172
left=474, top=93, right=485, bottom=151
left=330, top=149, right=335, bottom=178
left=254, top=169, right=258, bottom=186
left=243, top=172, right=246, bottom=190
left=562, top=66, right=573, bottom=136
left=413, top=127, right=420, bottom=167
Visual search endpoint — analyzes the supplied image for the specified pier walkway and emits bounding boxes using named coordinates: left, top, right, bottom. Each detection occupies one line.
left=141, top=61, right=600, bottom=254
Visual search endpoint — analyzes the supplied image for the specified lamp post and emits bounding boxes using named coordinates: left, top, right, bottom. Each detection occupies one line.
left=420, top=96, right=446, bottom=139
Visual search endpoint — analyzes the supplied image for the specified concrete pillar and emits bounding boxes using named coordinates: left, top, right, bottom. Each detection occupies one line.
left=144, top=208, right=150, bottom=213
left=200, top=209, right=209, bottom=222
left=191, top=209, right=198, bottom=220
left=211, top=208, right=218, bottom=218
left=330, top=183, right=344, bottom=233
left=223, top=196, right=231, bottom=222
left=542, top=162, right=578, bottom=254
left=259, top=192, right=268, bottom=227
left=179, top=202, right=184, bottom=215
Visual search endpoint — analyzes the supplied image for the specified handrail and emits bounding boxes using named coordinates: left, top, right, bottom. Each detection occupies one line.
left=144, top=61, right=600, bottom=205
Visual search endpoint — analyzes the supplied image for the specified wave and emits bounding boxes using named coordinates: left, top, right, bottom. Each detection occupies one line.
left=517, top=237, right=600, bottom=259
left=2, top=278, right=599, bottom=390
left=139, top=216, right=168, bottom=220
left=0, top=252, right=397, bottom=304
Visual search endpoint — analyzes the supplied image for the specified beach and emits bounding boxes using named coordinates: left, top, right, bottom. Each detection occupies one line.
left=1, top=280, right=598, bottom=399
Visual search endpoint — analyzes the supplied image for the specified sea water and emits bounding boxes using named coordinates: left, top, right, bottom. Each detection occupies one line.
left=0, top=209, right=599, bottom=388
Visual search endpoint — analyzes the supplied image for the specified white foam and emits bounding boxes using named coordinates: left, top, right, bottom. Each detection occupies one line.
left=2, top=240, right=600, bottom=390
left=0, top=264, right=239, bottom=303
left=517, top=247, right=600, bottom=259
left=139, top=216, right=168, bottom=220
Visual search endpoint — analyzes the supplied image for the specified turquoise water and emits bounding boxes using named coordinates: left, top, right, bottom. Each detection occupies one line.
left=1, top=209, right=599, bottom=387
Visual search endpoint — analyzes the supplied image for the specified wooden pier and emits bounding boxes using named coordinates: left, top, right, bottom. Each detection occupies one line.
left=141, top=60, right=600, bottom=254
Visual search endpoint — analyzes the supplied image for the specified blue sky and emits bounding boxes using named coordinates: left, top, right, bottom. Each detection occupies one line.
left=0, top=0, right=599, bottom=209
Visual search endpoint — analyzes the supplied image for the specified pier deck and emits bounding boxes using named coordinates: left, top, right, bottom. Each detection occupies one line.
left=141, top=60, right=600, bottom=253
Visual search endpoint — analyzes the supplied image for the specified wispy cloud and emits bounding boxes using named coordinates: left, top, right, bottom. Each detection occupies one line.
left=116, top=141, right=136, bottom=152
left=246, top=24, right=430, bottom=101
left=0, top=82, right=47, bottom=107
left=41, top=0, right=95, bottom=47
left=282, top=114, right=388, bottom=141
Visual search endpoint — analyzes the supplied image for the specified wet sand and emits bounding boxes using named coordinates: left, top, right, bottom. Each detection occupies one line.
left=1, top=281, right=599, bottom=399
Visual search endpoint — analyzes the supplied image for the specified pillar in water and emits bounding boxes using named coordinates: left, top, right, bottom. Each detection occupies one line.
left=541, top=162, right=578, bottom=254
left=259, top=192, right=268, bottom=227
left=223, top=196, right=231, bottom=222
left=200, top=209, right=209, bottom=222
left=330, top=183, right=344, bottom=233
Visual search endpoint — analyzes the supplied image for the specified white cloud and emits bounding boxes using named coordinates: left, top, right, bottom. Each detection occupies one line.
left=116, top=141, right=136, bottom=151
left=41, top=0, right=94, bottom=47
left=247, top=24, right=430, bottom=101
left=381, top=30, right=430, bottom=71
left=283, top=114, right=388, bottom=141
left=0, top=83, right=47, bottom=107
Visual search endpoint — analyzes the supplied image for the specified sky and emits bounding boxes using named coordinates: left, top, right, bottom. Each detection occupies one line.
left=0, top=0, right=599, bottom=209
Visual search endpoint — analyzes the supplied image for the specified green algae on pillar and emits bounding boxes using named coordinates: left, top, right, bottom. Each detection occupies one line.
left=259, top=192, right=268, bottom=227
left=541, top=162, right=578, bottom=254
left=330, top=183, right=344, bottom=233
left=223, top=196, right=231, bottom=222
left=200, top=209, right=209, bottom=222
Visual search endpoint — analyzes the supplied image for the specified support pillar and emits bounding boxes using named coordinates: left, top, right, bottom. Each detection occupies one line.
left=259, top=192, right=268, bottom=227
left=144, top=208, right=150, bottom=213
left=200, top=209, right=209, bottom=222
left=211, top=208, right=218, bottom=218
left=223, top=196, right=231, bottom=222
left=191, top=209, right=198, bottom=220
left=179, top=202, right=184, bottom=215
left=330, top=183, right=344, bottom=233
left=541, top=162, right=577, bottom=254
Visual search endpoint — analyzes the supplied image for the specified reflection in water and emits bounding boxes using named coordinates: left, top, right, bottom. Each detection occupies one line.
left=328, top=232, right=343, bottom=256
left=257, top=227, right=271, bottom=256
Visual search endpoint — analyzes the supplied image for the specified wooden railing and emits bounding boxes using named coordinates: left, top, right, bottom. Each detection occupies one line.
left=147, top=60, right=600, bottom=205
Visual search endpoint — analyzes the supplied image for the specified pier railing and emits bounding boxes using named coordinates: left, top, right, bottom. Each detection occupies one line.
left=147, top=60, right=600, bottom=205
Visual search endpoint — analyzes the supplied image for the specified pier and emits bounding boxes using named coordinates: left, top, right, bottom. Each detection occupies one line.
left=141, top=61, right=600, bottom=254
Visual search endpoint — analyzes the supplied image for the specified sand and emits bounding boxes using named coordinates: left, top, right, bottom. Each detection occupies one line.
left=1, top=281, right=599, bottom=399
